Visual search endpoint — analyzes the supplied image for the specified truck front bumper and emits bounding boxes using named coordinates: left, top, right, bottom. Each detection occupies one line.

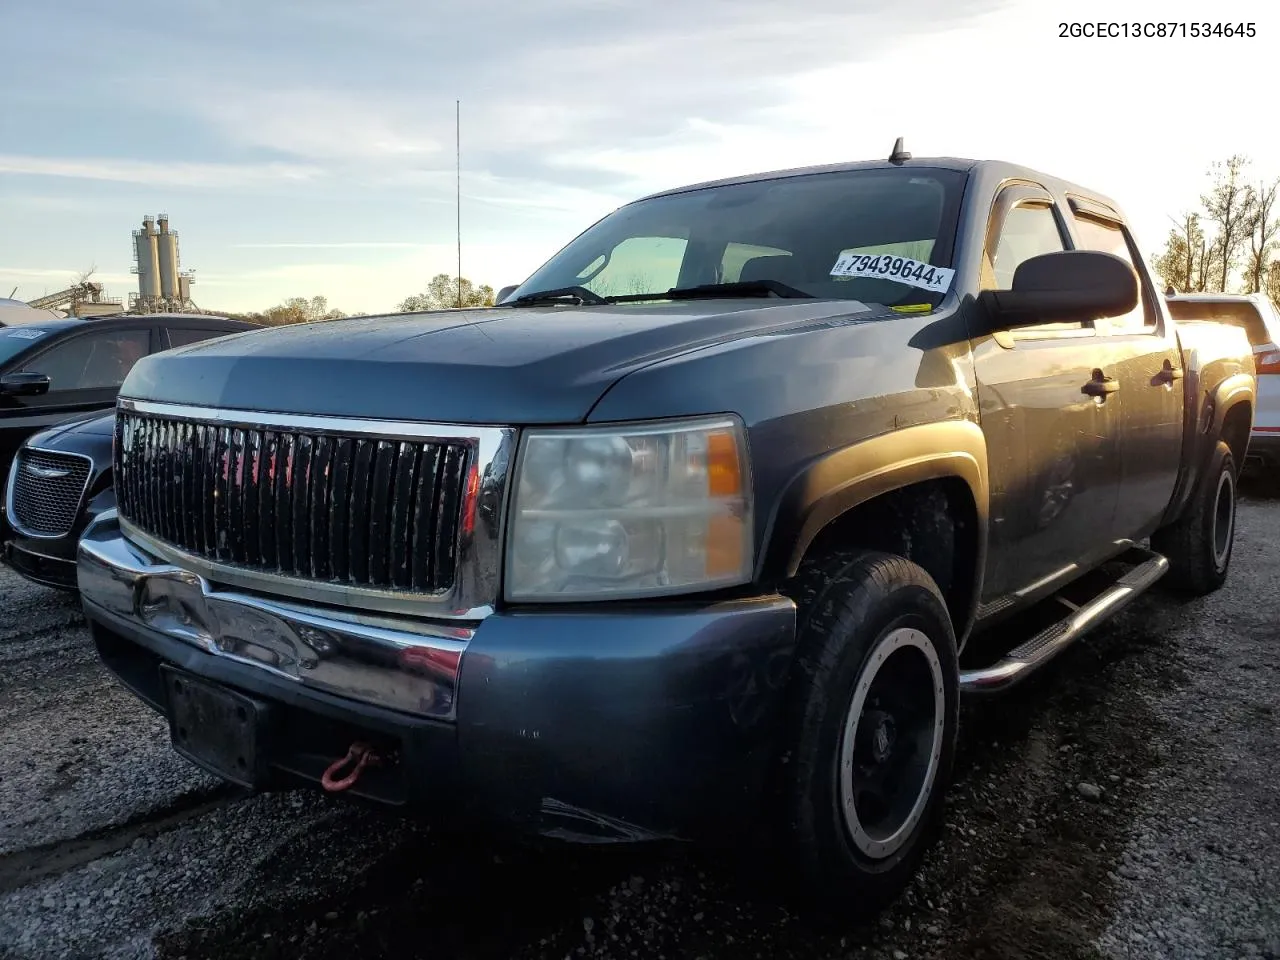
left=78, top=515, right=798, bottom=842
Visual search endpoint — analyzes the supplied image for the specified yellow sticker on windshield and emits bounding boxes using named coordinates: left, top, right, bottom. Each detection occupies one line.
left=891, top=304, right=933, bottom=314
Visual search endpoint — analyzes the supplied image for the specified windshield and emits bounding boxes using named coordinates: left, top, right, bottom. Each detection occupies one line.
left=0, top=328, right=49, bottom=366
left=509, top=166, right=967, bottom=307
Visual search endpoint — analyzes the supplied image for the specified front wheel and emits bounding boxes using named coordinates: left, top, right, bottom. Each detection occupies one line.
left=1152, top=439, right=1237, bottom=595
left=778, top=551, right=959, bottom=916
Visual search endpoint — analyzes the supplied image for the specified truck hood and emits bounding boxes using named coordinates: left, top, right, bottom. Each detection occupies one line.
left=122, top=300, right=892, bottom=423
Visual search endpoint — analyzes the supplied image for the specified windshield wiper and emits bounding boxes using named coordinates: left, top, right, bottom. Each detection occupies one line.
left=662, top=280, right=814, bottom=301
left=506, top=279, right=815, bottom=307
left=508, top=285, right=611, bottom=306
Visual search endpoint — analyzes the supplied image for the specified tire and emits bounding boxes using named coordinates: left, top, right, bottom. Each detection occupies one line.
left=777, top=550, right=960, bottom=917
left=1152, top=439, right=1237, bottom=596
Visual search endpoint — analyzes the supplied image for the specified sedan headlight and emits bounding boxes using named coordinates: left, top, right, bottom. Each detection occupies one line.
left=505, top=416, right=754, bottom=601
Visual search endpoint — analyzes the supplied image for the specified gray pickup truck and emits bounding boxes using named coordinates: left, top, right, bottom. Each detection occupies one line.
left=77, top=148, right=1255, bottom=914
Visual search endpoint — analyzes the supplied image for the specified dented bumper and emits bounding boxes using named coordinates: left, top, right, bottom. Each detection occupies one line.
left=78, top=513, right=798, bottom=841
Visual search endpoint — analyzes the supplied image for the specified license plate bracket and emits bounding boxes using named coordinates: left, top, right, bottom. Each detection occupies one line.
left=160, top=666, right=269, bottom=789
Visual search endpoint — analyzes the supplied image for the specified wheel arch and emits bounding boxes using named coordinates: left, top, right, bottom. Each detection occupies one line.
left=758, top=420, right=989, bottom=639
left=1218, top=395, right=1253, bottom=469
left=1164, top=372, right=1255, bottom=527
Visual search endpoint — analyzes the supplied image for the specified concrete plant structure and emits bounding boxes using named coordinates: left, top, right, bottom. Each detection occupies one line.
left=130, top=214, right=197, bottom=313
left=26, top=281, right=124, bottom=318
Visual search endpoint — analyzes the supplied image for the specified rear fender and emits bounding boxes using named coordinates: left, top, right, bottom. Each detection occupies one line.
left=1165, top=371, right=1255, bottom=524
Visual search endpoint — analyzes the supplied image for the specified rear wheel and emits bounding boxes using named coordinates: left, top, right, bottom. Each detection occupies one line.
left=1152, top=439, right=1237, bottom=595
left=778, top=551, right=959, bottom=916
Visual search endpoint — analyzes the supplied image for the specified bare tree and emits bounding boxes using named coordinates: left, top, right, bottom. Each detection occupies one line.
left=1245, top=179, right=1280, bottom=294
left=1267, top=259, right=1280, bottom=311
left=1155, top=213, right=1210, bottom=293
left=399, top=274, right=495, bottom=312
left=1201, top=155, right=1258, bottom=292
left=247, top=295, right=347, bottom=326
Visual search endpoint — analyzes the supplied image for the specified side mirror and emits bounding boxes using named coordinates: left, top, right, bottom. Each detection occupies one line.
left=978, top=250, right=1139, bottom=329
left=0, top=372, right=52, bottom=397
left=495, top=285, right=519, bottom=304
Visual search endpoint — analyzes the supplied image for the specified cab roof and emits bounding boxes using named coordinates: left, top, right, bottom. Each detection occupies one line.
left=636, top=156, right=1123, bottom=215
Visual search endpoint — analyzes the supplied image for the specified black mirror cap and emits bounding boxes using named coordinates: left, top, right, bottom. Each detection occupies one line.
left=495, top=285, right=519, bottom=305
left=0, top=372, right=52, bottom=397
left=979, top=250, right=1139, bottom=328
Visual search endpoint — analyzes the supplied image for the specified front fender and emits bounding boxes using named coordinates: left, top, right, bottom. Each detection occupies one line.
left=757, top=418, right=990, bottom=596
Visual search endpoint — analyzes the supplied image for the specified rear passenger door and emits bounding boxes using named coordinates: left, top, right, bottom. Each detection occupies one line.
left=970, top=183, right=1126, bottom=605
left=1066, top=198, right=1183, bottom=542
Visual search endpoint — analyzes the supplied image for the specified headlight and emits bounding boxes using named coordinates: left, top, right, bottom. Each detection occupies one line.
left=505, top=416, right=754, bottom=601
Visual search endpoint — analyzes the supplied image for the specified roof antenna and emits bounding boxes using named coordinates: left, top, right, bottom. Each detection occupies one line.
left=888, top=136, right=911, bottom=165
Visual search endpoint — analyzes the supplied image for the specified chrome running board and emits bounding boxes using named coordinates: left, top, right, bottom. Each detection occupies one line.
left=960, top=549, right=1169, bottom=695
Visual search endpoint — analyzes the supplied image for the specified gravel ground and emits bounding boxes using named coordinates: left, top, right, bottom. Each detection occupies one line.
left=1, top=477, right=1277, bottom=960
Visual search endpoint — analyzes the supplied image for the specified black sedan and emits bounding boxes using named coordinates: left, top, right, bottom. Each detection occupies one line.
left=4, top=412, right=115, bottom=589
left=2, top=312, right=258, bottom=586
left=1, top=312, right=258, bottom=488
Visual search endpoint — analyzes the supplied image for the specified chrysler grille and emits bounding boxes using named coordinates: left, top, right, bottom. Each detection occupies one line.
left=113, top=411, right=471, bottom=593
left=9, top=449, right=92, bottom=537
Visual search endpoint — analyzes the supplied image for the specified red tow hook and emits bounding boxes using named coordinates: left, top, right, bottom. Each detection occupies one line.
left=321, top=740, right=382, bottom=792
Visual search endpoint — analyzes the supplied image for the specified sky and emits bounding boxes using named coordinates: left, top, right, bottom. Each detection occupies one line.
left=1, top=0, right=1274, bottom=315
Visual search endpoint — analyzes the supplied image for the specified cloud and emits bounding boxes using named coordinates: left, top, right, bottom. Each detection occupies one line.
left=195, top=88, right=442, bottom=163
left=0, top=266, right=135, bottom=287
left=0, top=155, right=324, bottom=189
left=0, top=195, right=101, bottom=213
left=139, top=0, right=1008, bottom=186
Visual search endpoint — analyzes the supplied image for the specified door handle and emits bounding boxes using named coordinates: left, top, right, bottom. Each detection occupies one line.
left=1081, top=375, right=1120, bottom=398
left=1154, top=362, right=1184, bottom=384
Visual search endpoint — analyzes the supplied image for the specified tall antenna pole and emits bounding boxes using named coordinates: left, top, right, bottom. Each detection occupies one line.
left=456, top=99, right=462, bottom=309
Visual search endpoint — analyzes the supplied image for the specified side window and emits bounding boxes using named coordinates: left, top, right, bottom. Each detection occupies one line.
left=986, top=204, right=1067, bottom=290
left=18, top=328, right=151, bottom=391
left=167, top=327, right=231, bottom=348
left=578, top=236, right=687, bottom=297
left=1071, top=214, right=1155, bottom=333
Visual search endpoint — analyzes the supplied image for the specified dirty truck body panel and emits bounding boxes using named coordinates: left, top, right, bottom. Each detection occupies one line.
left=77, top=157, right=1254, bottom=854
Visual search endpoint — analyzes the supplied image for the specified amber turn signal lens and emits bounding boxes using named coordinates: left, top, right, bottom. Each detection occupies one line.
left=706, top=430, right=742, bottom=497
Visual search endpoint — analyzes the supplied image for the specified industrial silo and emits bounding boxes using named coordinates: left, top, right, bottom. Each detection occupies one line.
left=134, top=216, right=161, bottom=301
left=157, top=215, right=180, bottom=300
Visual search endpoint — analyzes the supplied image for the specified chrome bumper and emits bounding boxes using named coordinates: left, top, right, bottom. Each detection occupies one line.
left=77, top=511, right=471, bottom=720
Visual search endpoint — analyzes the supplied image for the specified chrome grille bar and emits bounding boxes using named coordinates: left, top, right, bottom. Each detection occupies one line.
left=115, top=408, right=472, bottom=595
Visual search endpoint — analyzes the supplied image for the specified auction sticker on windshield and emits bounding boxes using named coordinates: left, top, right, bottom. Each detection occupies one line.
left=830, top=253, right=954, bottom=293
left=5, top=328, right=47, bottom=340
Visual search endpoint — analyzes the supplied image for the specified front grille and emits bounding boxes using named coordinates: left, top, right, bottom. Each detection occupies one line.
left=114, top=410, right=471, bottom=594
left=8, top=449, right=92, bottom=537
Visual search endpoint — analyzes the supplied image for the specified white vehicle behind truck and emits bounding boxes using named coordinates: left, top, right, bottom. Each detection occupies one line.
left=1166, top=293, right=1280, bottom=474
